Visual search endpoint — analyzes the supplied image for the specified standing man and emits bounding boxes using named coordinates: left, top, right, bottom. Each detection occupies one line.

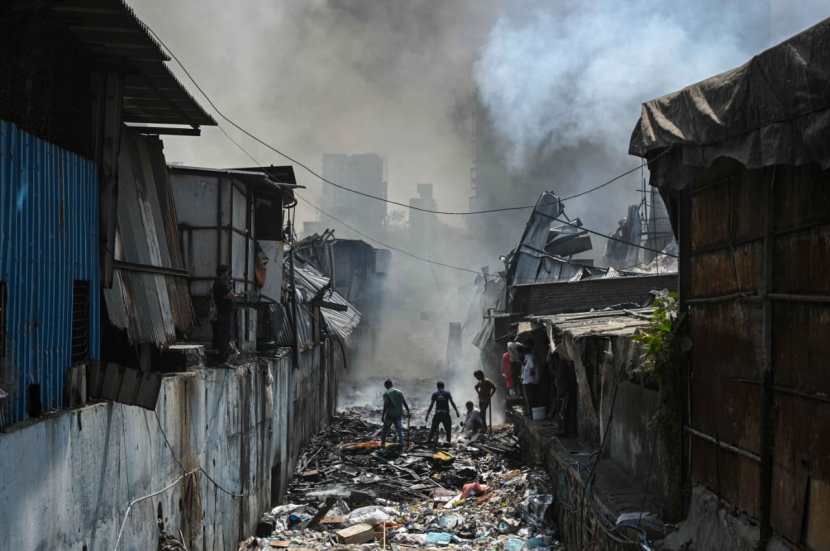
left=381, top=379, right=410, bottom=448
left=474, top=370, right=497, bottom=431
left=425, top=381, right=460, bottom=447
left=521, top=340, right=540, bottom=417
left=212, top=265, right=235, bottom=362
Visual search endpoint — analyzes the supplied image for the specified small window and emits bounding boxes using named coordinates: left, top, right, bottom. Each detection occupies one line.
left=71, top=280, right=90, bottom=364
left=254, top=194, right=283, bottom=241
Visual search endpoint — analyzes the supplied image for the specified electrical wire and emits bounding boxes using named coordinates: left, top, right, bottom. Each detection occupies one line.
left=146, top=23, right=676, bottom=260
left=203, top=115, right=483, bottom=275
left=146, top=23, right=669, bottom=216
left=113, top=470, right=199, bottom=551
left=145, top=26, right=673, bottom=264
left=296, top=195, right=481, bottom=274
left=153, top=410, right=245, bottom=499
left=536, top=211, right=678, bottom=258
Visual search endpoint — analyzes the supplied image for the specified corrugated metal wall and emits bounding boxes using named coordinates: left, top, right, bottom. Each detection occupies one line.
left=0, top=121, right=101, bottom=427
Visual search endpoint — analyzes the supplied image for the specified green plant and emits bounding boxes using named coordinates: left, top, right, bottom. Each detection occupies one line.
left=633, top=289, right=678, bottom=382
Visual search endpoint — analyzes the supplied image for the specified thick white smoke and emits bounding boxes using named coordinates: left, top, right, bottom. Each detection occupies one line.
left=474, top=0, right=828, bottom=170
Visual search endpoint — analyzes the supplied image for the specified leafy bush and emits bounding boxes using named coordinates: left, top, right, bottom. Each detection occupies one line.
left=633, top=289, right=678, bottom=382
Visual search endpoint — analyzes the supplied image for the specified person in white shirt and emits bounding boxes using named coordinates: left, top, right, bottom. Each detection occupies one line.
left=520, top=340, right=539, bottom=417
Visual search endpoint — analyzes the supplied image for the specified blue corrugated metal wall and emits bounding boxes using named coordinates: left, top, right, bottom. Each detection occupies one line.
left=0, top=121, right=101, bottom=427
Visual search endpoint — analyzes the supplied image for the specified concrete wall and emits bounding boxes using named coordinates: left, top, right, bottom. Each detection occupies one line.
left=0, top=345, right=337, bottom=551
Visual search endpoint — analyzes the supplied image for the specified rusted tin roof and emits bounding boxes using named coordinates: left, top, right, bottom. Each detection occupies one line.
left=49, top=0, right=216, bottom=127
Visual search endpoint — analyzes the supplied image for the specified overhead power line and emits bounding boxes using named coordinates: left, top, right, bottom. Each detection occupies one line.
left=204, top=116, right=483, bottom=274
left=145, top=25, right=675, bottom=264
left=540, top=212, right=678, bottom=258
left=146, top=24, right=667, bottom=216
left=296, top=196, right=481, bottom=274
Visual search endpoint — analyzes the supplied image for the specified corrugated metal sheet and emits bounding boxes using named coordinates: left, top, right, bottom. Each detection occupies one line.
left=0, top=121, right=101, bottom=427
left=103, top=128, right=192, bottom=346
left=511, top=274, right=678, bottom=316
left=508, top=192, right=607, bottom=286
left=292, top=261, right=361, bottom=345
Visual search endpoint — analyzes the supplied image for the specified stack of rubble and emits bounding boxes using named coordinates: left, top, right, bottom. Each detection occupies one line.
left=239, top=409, right=560, bottom=550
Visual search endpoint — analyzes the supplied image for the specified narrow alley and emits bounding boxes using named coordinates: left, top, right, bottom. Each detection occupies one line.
left=1, top=2, right=830, bottom=551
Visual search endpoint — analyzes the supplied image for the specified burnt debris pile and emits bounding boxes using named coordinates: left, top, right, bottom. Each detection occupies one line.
left=239, top=409, right=560, bottom=549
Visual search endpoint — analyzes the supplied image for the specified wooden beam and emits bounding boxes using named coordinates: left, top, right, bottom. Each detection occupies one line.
left=127, top=126, right=201, bottom=136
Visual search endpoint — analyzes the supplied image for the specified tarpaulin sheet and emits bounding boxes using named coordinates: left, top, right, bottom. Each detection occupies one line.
left=629, top=17, right=830, bottom=190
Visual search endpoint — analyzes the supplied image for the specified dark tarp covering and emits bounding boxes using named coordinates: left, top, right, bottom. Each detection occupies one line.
left=629, top=17, right=830, bottom=191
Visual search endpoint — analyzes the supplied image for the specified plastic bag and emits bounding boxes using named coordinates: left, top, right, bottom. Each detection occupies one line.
left=425, top=532, right=453, bottom=546
left=521, top=494, right=553, bottom=527
left=346, top=505, right=396, bottom=526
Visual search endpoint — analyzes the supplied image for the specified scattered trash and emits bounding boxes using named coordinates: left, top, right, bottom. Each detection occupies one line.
left=436, top=512, right=465, bottom=530
left=335, top=522, right=375, bottom=544
left=521, top=494, right=554, bottom=528
left=346, top=505, right=395, bottom=526
left=499, top=517, right=521, bottom=534
left=504, top=536, right=526, bottom=551
left=425, top=531, right=454, bottom=545
left=243, top=408, right=559, bottom=549
left=461, top=481, right=489, bottom=499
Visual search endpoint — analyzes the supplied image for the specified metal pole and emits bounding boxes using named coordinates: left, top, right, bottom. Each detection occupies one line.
left=288, top=223, right=300, bottom=370
left=758, top=168, right=777, bottom=549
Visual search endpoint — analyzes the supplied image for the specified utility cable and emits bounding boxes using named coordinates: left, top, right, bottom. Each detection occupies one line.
left=152, top=410, right=245, bottom=499
left=205, top=117, right=483, bottom=275
left=296, top=195, right=481, bottom=274
left=536, top=211, right=678, bottom=258
left=146, top=23, right=670, bottom=216
left=147, top=23, right=676, bottom=260
left=113, top=470, right=199, bottom=551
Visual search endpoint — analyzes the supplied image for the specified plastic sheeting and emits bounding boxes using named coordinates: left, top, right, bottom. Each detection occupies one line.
left=629, top=17, right=830, bottom=190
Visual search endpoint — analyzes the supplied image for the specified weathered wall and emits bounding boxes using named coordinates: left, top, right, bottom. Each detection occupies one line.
left=512, top=274, right=678, bottom=317
left=0, top=345, right=337, bottom=551
left=683, top=160, right=830, bottom=546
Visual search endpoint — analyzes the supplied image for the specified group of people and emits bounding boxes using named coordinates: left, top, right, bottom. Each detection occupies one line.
left=502, top=337, right=575, bottom=435
left=380, top=370, right=497, bottom=449
left=501, top=339, right=540, bottom=416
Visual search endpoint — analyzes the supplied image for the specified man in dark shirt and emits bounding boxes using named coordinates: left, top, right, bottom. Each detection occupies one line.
left=474, top=370, right=497, bottom=431
left=212, top=265, right=234, bottom=362
left=425, top=381, right=460, bottom=447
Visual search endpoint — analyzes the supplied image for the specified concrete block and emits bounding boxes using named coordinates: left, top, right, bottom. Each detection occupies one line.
left=336, top=523, right=375, bottom=544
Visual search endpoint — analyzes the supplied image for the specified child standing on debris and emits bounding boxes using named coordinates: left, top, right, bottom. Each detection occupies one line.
left=381, top=379, right=410, bottom=448
left=425, top=381, right=460, bottom=447
left=474, top=370, right=497, bottom=431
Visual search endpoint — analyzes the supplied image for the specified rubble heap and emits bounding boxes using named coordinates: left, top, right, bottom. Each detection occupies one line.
left=239, top=409, right=560, bottom=550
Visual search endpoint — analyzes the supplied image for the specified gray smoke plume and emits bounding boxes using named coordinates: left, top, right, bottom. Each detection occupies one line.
left=470, top=0, right=830, bottom=253
left=130, top=0, right=503, bottom=229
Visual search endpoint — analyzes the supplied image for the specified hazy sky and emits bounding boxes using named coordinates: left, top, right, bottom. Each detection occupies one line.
left=131, top=0, right=830, bottom=257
